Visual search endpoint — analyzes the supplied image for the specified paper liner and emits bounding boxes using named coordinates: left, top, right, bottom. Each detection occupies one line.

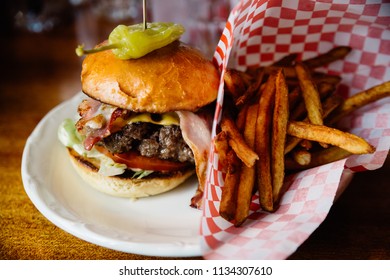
left=201, top=0, right=390, bottom=259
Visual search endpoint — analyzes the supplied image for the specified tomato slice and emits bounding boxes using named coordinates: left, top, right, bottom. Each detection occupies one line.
left=95, top=146, right=191, bottom=172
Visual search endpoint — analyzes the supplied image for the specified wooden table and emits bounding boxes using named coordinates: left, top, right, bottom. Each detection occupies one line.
left=1, top=4, right=389, bottom=260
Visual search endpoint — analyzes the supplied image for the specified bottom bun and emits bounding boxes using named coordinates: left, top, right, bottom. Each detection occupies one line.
left=67, top=148, right=195, bottom=198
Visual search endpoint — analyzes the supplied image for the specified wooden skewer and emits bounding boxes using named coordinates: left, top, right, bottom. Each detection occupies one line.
left=143, top=0, right=147, bottom=30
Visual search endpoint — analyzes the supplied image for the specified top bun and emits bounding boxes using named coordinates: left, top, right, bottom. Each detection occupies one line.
left=81, top=41, right=219, bottom=113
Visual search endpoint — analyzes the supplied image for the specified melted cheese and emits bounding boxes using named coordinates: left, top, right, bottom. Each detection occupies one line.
left=82, top=98, right=180, bottom=131
left=127, top=112, right=180, bottom=126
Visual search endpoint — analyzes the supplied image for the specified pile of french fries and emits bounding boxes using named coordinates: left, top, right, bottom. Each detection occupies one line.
left=215, top=46, right=390, bottom=226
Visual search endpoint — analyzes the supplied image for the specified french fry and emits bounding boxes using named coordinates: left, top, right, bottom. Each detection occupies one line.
left=295, top=62, right=324, bottom=125
left=317, top=82, right=337, bottom=98
left=327, top=81, right=390, bottom=125
left=287, top=121, right=376, bottom=154
left=235, top=68, right=264, bottom=107
left=285, top=94, right=343, bottom=154
left=221, top=116, right=259, bottom=167
left=303, top=46, right=352, bottom=69
left=286, top=72, right=342, bottom=88
left=286, top=65, right=356, bottom=168
left=264, top=66, right=297, bottom=79
left=299, top=139, right=313, bottom=150
left=312, top=73, right=342, bottom=86
left=219, top=149, right=240, bottom=221
left=289, top=79, right=336, bottom=121
left=217, top=47, right=387, bottom=226
left=272, top=70, right=289, bottom=203
left=236, top=104, right=249, bottom=132
left=288, top=87, right=301, bottom=111
left=285, top=146, right=352, bottom=170
left=284, top=135, right=303, bottom=155
left=255, top=71, right=277, bottom=212
left=285, top=94, right=344, bottom=154
left=213, top=131, right=229, bottom=165
left=272, top=53, right=299, bottom=67
left=224, top=68, right=252, bottom=100
left=292, top=148, right=311, bottom=166
left=295, top=62, right=330, bottom=148
left=234, top=104, right=258, bottom=226
left=321, top=94, right=344, bottom=117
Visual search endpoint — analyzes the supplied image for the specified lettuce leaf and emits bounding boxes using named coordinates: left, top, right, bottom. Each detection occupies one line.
left=58, top=118, right=127, bottom=176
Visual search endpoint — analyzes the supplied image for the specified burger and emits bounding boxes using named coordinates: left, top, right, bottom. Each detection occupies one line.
left=58, top=40, right=219, bottom=205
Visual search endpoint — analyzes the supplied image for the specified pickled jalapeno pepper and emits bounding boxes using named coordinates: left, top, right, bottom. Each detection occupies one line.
left=76, top=22, right=185, bottom=59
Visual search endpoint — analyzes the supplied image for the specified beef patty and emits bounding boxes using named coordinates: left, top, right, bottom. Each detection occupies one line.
left=101, top=122, right=194, bottom=164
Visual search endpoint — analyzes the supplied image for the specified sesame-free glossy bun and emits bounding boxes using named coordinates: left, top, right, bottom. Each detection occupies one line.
left=81, top=41, right=219, bottom=113
left=67, top=148, right=195, bottom=198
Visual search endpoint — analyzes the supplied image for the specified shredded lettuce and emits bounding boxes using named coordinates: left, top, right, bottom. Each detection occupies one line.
left=98, top=156, right=128, bottom=176
left=131, top=170, right=154, bottom=179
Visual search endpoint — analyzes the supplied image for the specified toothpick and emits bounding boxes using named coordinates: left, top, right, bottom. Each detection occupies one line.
left=143, top=0, right=147, bottom=30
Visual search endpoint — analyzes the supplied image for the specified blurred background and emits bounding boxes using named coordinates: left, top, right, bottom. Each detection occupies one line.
left=1, top=0, right=234, bottom=55
left=0, top=0, right=234, bottom=101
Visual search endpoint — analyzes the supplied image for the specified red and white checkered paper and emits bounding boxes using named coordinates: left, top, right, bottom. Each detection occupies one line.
left=201, top=0, right=390, bottom=260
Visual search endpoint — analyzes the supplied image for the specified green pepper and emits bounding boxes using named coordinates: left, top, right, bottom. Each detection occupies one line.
left=76, top=22, right=185, bottom=59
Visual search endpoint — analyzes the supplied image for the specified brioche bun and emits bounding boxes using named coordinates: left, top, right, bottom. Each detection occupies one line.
left=81, top=40, right=219, bottom=113
left=67, top=148, right=195, bottom=198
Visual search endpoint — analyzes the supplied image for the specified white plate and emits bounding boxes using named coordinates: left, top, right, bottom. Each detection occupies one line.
left=21, top=93, right=202, bottom=257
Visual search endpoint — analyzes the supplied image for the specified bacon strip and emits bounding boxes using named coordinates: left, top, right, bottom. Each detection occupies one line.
left=177, top=110, right=213, bottom=209
left=78, top=98, right=101, bottom=118
left=76, top=98, right=126, bottom=150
